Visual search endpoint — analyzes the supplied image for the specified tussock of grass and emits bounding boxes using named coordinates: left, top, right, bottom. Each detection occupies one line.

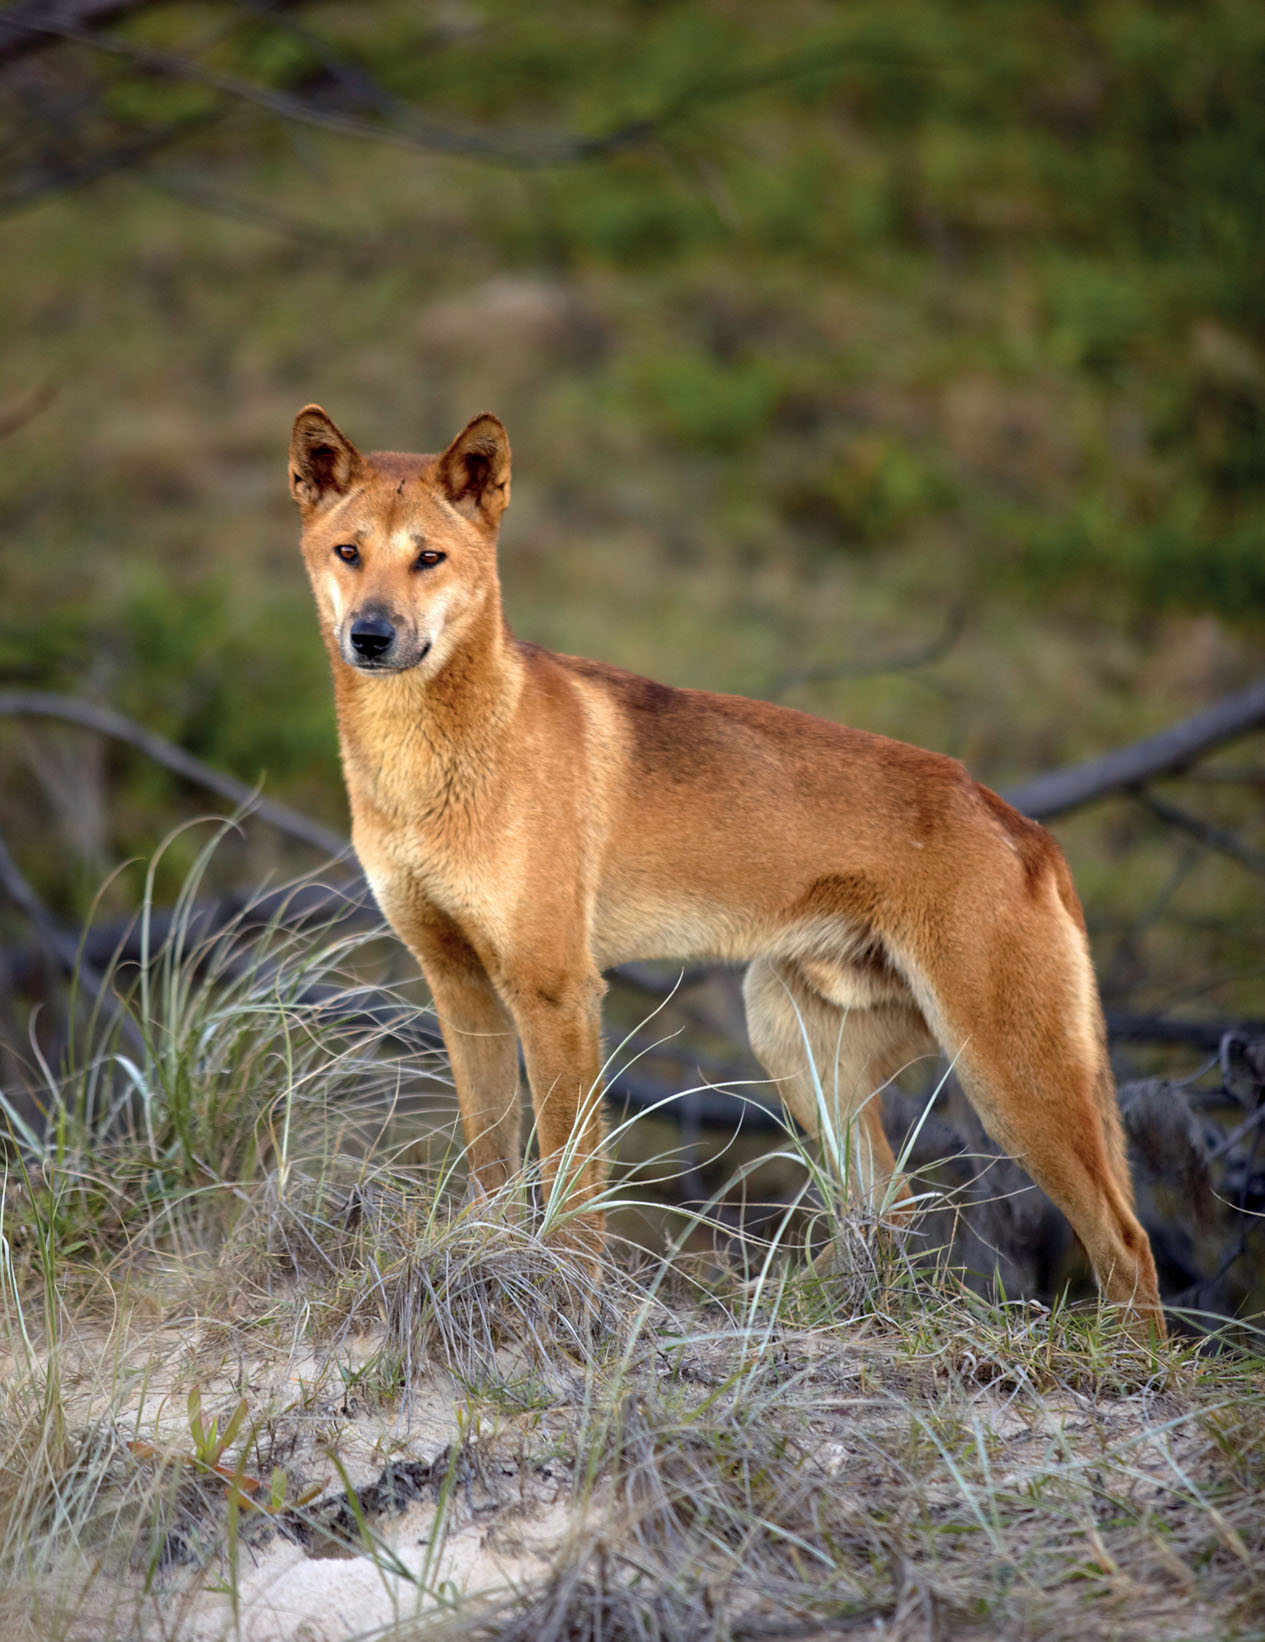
left=434, top=1547, right=718, bottom=1642
left=301, top=1171, right=631, bottom=1391
left=2, top=824, right=450, bottom=1288
left=1, top=855, right=1263, bottom=1640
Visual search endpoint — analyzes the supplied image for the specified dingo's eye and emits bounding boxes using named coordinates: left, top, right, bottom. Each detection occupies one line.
left=414, top=550, right=446, bottom=570
left=334, top=544, right=360, bottom=566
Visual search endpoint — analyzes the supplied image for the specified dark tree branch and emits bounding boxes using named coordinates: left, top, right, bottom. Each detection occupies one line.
left=3, top=674, right=1260, bottom=1108
left=1207, top=1103, right=1265, bottom=1163
left=0, top=379, right=56, bottom=439
left=1134, top=791, right=1265, bottom=881
left=0, top=690, right=349, bottom=858
left=25, top=13, right=661, bottom=166
left=22, top=10, right=926, bottom=172
left=766, top=606, right=966, bottom=700
left=1004, top=675, right=1265, bottom=821
left=0, top=821, right=147, bottom=1052
left=0, top=0, right=151, bottom=68
left=1104, top=1012, right=1265, bottom=1052
left=0, top=110, right=221, bottom=216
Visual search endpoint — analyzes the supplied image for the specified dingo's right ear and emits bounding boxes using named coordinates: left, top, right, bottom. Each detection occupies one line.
left=289, top=406, right=363, bottom=512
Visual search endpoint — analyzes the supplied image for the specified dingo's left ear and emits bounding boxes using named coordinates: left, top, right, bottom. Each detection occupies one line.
left=290, top=405, right=364, bottom=513
left=436, top=414, right=510, bottom=528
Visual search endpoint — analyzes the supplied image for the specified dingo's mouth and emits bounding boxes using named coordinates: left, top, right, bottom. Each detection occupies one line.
left=348, top=640, right=432, bottom=674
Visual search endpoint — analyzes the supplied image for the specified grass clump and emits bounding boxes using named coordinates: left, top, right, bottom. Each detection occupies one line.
left=1, top=821, right=450, bottom=1291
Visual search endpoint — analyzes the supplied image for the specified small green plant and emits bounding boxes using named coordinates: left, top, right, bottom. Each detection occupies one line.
left=186, top=1385, right=247, bottom=1476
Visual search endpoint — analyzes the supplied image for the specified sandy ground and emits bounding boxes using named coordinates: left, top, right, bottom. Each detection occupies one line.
left=182, top=1495, right=576, bottom=1642
left=7, top=1323, right=596, bottom=1642
left=2, top=1302, right=1250, bottom=1642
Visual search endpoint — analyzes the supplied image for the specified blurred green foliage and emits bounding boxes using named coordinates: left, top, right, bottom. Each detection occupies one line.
left=0, top=0, right=1262, bottom=1012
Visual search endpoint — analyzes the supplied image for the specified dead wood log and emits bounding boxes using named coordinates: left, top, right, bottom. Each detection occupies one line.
left=766, top=606, right=965, bottom=699
left=1133, top=789, right=1265, bottom=878
left=1003, top=674, right=1265, bottom=821
left=0, top=689, right=349, bottom=858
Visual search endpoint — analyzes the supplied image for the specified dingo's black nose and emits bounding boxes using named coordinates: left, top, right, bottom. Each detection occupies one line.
left=350, top=615, right=395, bottom=660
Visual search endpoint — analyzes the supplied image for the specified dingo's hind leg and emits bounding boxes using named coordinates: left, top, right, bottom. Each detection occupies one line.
left=743, top=956, right=935, bottom=1214
left=952, top=1034, right=1161, bottom=1330
left=908, top=895, right=1164, bottom=1335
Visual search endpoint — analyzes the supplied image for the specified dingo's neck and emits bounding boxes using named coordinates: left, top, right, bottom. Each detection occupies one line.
left=329, top=599, right=523, bottom=820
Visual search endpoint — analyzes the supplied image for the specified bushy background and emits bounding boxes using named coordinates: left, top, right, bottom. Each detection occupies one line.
left=1, top=0, right=1263, bottom=1016
left=2, top=19, right=1265, bottom=1634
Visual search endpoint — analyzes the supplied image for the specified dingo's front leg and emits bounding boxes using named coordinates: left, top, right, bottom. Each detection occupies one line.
left=406, top=921, right=522, bottom=1196
left=502, top=961, right=607, bottom=1243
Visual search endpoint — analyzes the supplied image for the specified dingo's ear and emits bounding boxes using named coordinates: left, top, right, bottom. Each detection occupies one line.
left=436, top=414, right=511, bottom=527
left=289, top=406, right=364, bottom=512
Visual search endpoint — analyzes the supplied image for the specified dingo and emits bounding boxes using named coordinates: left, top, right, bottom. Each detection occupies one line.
left=290, top=405, right=1163, bottom=1334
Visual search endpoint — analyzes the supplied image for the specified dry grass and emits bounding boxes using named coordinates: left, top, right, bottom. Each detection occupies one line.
left=0, top=856, right=1262, bottom=1641
left=4, top=1239, right=1259, bottom=1642
left=2, top=1191, right=1262, bottom=1640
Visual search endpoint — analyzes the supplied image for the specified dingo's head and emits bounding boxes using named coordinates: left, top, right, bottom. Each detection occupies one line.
left=289, top=406, right=510, bottom=676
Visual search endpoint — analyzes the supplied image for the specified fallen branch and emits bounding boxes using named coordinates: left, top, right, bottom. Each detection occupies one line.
left=0, top=0, right=150, bottom=67
left=5, top=686, right=1262, bottom=1090
left=1133, top=790, right=1265, bottom=879
left=0, top=690, right=349, bottom=858
left=1104, top=1012, right=1265, bottom=1052
left=0, top=821, right=147, bottom=1051
left=766, top=606, right=965, bottom=700
left=1003, top=674, right=1265, bottom=821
